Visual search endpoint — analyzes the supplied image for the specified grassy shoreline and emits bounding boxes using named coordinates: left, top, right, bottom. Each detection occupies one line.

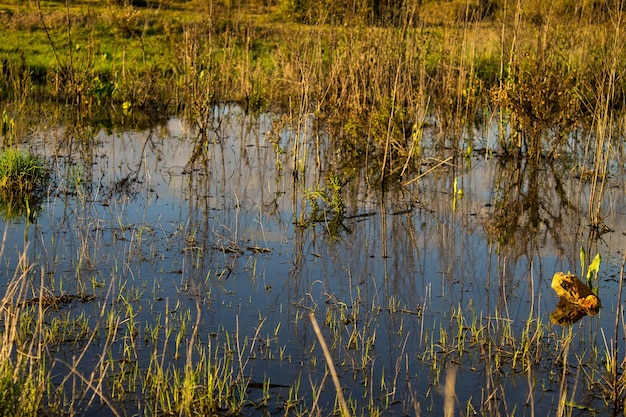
left=1, top=1, right=624, bottom=129
left=2, top=0, right=624, bottom=232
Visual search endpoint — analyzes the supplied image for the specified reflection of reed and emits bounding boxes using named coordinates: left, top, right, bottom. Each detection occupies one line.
left=486, top=157, right=580, bottom=256
left=19, top=106, right=626, bottom=414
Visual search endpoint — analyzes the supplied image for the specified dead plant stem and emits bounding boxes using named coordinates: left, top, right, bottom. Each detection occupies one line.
left=613, top=251, right=626, bottom=410
left=381, top=64, right=401, bottom=187
left=309, top=312, right=351, bottom=417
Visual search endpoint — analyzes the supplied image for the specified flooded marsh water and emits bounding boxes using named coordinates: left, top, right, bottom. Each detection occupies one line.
left=2, top=105, right=626, bottom=416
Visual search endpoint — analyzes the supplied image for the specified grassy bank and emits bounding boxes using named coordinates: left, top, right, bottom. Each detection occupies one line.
left=1, top=0, right=624, bottom=237
left=1, top=1, right=625, bottom=149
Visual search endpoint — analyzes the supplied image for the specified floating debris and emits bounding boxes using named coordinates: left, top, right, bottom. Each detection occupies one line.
left=550, top=272, right=601, bottom=324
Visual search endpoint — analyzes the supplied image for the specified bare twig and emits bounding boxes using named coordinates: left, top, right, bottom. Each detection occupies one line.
left=401, top=156, right=455, bottom=186
left=309, top=312, right=351, bottom=417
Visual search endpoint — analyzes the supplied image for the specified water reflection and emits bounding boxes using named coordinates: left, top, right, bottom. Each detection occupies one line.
left=551, top=299, right=591, bottom=325
left=550, top=271, right=601, bottom=326
left=488, top=157, right=575, bottom=250
left=0, top=188, right=46, bottom=222
left=1, top=105, right=626, bottom=415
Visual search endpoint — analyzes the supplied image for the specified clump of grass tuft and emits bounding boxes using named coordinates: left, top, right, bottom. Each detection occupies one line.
left=0, top=147, right=49, bottom=193
left=0, top=147, right=50, bottom=220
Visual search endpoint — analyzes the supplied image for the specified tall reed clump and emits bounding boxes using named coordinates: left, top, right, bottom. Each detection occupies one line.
left=490, top=0, right=583, bottom=159
left=4, top=0, right=626, bottom=170
left=584, top=2, right=626, bottom=233
left=267, top=10, right=432, bottom=186
left=0, top=254, right=48, bottom=416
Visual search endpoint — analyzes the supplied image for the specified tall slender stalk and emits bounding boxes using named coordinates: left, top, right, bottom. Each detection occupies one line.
left=613, top=252, right=626, bottom=412
left=589, top=1, right=624, bottom=229
left=309, top=312, right=351, bottom=417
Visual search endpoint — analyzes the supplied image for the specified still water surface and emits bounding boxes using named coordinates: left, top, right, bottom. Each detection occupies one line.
left=2, top=105, right=626, bottom=415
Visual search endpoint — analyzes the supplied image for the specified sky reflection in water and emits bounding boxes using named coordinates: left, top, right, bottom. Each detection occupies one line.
left=2, top=105, right=626, bottom=415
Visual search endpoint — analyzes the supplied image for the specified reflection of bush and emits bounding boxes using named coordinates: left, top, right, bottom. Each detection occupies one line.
left=485, top=157, right=572, bottom=251
left=0, top=147, right=50, bottom=221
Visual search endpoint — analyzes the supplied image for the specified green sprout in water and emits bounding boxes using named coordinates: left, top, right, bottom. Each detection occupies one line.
left=302, top=172, right=346, bottom=240
left=452, top=176, right=463, bottom=212
left=0, top=147, right=50, bottom=221
left=580, top=246, right=602, bottom=289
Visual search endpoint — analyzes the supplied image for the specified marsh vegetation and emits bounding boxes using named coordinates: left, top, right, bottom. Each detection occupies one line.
left=1, top=0, right=626, bottom=416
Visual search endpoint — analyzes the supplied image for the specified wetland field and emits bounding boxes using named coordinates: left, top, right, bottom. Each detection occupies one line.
left=2, top=0, right=626, bottom=416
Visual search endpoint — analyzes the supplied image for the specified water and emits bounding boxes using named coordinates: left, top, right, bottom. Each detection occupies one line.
left=1, top=105, right=625, bottom=416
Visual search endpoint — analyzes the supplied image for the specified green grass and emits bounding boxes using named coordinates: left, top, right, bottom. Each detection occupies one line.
left=0, top=0, right=622, bottom=118
left=1, top=2, right=625, bottom=414
left=0, top=0, right=623, bottom=180
left=0, top=147, right=49, bottom=194
left=0, top=146, right=50, bottom=220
